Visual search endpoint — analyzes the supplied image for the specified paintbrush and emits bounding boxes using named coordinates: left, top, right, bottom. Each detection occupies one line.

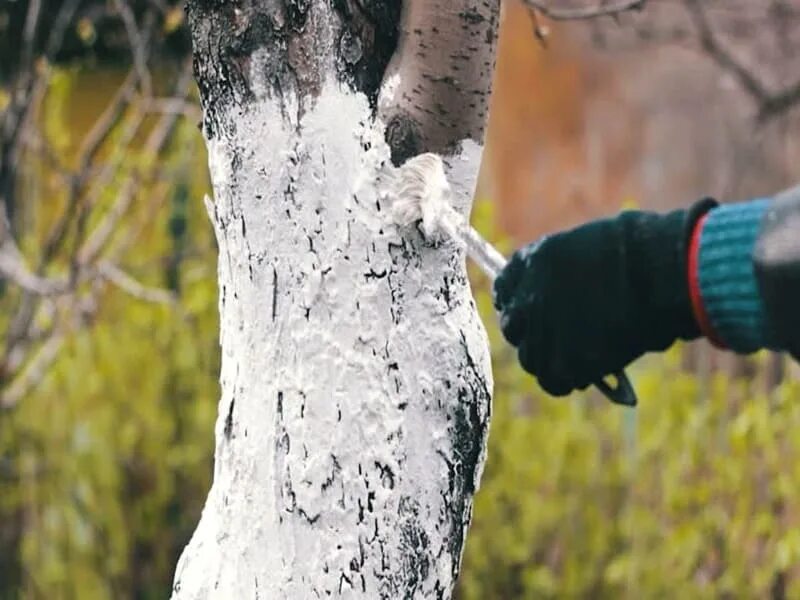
left=389, top=153, right=637, bottom=407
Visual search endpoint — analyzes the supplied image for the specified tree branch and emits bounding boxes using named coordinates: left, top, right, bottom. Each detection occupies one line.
left=377, top=0, right=501, bottom=164
left=20, top=0, right=44, bottom=75
left=78, top=60, right=194, bottom=265
left=684, top=0, right=768, bottom=102
left=0, top=1, right=194, bottom=410
left=0, top=244, right=67, bottom=296
left=1, top=334, right=64, bottom=411
left=75, top=69, right=140, bottom=175
left=97, top=261, right=176, bottom=304
left=527, top=7, right=551, bottom=46
left=37, top=70, right=139, bottom=271
left=523, top=0, right=646, bottom=21
left=112, top=0, right=154, bottom=97
left=684, top=0, right=800, bottom=122
left=759, top=80, right=800, bottom=122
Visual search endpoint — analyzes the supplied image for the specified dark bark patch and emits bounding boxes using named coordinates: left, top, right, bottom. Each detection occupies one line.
left=364, top=268, right=388, bottom=280
left=395, top=496, right=431, bottom=599
left=340, top=27, right=363, bottom=65
left=271, top=266, right=278, bottom=321
left=186, top=0, right=401, bottom=138
left=224, top=396, right=235, bottom=439
left=286, top=0, right=310, bottom=31
left=458, top=9, right=486, bottom=25
left=338, top=572, right=353, bottom=593
left=297, top=507, right=320, bottom=524
left=321, top=454, right=341, bottom=492
left=375, top=461, right=395, bottom=489
left=384, top=114, right=423, bottom=166
left=436, top=330, right=492, bottom=577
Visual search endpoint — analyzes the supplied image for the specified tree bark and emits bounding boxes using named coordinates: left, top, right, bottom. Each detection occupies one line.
left=173, top=2, right=499, bottom=598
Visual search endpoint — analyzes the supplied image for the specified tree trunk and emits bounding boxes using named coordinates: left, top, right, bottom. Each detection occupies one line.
left=173, top=2, right=499, bottom=598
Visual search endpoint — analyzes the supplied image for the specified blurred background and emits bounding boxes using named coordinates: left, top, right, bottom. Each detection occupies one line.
left=2, top=0, right=800, bottom=597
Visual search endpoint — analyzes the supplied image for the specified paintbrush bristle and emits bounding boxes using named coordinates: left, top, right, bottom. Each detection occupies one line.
left=391, top=153, right=452, bottom=239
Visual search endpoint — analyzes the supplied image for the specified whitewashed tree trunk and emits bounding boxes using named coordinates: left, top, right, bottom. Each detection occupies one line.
left=173, top=2, right=499, bottom=598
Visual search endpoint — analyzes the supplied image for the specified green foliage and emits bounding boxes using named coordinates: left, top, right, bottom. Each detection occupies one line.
left=6, top=287, right=218, bottom=597
left=457, top=201, right=800, bottom=599
left=1, top=66, right=218, bottom=598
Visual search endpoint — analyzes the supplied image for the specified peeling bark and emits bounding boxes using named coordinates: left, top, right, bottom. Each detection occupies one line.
left=174, top=1, right=499, bottom=597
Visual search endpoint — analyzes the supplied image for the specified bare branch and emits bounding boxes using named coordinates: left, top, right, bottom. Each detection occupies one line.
left=98, top=262, right=176, bottom=305
left=36, top=70, right=139, bottom=271
left=684, top=0, right=768, bottom=102
left=148, top=97, right=203, bottom=122
left=20, top=129, right=72, bottom=183
left=1, top=334, right=64, bottom=411
left=1, top=80, right=188, bottom=300
left=79, top=90, right=152, bottom=219
left=758, top=79, right=800, bottom=123
left=39, top=5, right=162, bottom=268
left=20, top=0, right=43, bottom=74
left=43, top=0, right=82, bottom=59
left=75, top=70, right=140, bottom=174
left=112, top=0, right=154, bottom=98
left=0, top=0, right=180, bottom=410
left=527, top=7, right=551, bottom=47
left=2, top=59, right=193, bottom=387
left=523, top=0, right=646, bottom=21
left=0, top=255, right=175, bottom=406
left=0, top=244, right=67, bottom=296
left=684, top=0, right=800, bottom=122
left=78, top=60, right=194, bottom=264
left=0, top=189, right=67, bottom=296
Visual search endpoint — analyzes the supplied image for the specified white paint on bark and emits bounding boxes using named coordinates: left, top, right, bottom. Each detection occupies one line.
left=379, top=74, right=402, bottom=107
left=172, top=82, right=492, bottom=599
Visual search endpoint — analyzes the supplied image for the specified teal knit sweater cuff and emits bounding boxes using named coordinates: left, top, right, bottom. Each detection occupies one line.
left=697, top=199, right=772, bottom=353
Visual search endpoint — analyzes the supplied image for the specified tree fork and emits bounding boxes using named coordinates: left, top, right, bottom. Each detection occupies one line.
left=175, top=1, right=500, bottom=597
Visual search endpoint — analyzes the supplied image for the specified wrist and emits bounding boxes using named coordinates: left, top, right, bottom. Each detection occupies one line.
left=621, top=199, right=716, bottom=349
left=688, top=212, right=725, bottom=347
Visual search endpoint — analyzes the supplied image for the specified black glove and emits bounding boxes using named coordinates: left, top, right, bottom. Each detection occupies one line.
left=492, top=200, right=716, bottom=396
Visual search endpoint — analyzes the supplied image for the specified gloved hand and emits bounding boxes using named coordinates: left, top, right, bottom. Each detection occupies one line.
left=492, top=201, right=715, bottom=396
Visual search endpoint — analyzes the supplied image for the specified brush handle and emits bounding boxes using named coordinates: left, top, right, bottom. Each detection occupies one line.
left=447, top=210, right=638, bottom=408
left=460, top=223, right=507, bottom=278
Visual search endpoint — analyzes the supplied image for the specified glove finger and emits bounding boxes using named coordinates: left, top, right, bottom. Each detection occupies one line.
left=532, top=316, right=576, bottom=397
left=538, top=371, right=575, bottom=397
left=500, top=304, right=529, bottom=348
left=517, top=339, right=540, bottom=378
left=539, top=348, right=581, bottom=396
left=492, top=250, right=527, bottom=311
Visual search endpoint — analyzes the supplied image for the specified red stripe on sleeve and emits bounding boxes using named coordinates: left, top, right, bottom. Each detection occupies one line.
left=688, top=214, right=726, bottom=348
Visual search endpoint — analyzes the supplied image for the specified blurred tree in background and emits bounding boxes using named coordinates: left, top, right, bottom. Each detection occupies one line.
left=1, top=0, right=800, bottom=598
left=485, top=0, right=800, bottom=241
left=1, top=1, right=218, bottom=596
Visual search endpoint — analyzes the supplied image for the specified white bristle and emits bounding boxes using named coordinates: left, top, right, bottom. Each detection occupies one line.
left=391, top=153, right=452, bottom=239
left=389, top=151, right=508, bottom=279
left=387, top=152, right=636, bottom=407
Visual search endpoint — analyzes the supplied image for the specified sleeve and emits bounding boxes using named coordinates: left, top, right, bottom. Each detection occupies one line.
left=687, top=187, right=800, bottom=359
left=690, top=197, right=772, bottom=353
left=753, top=185, right=800, bottom=360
